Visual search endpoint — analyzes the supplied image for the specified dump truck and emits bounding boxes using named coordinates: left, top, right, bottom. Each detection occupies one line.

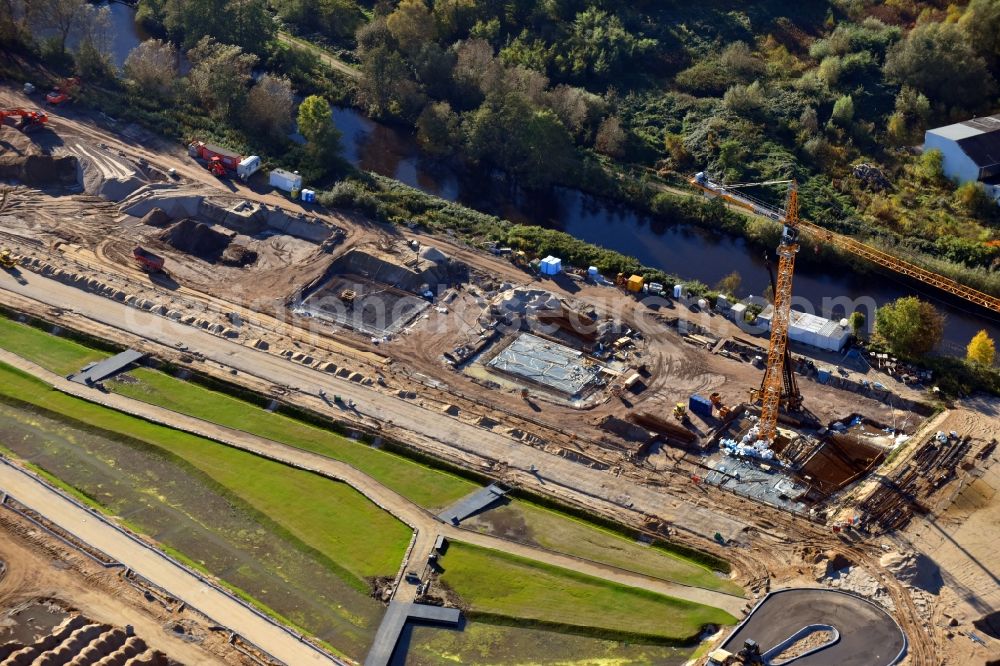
left=132, top=246, right=165, bottom=272
left=188, top=141, right=241, bottom=176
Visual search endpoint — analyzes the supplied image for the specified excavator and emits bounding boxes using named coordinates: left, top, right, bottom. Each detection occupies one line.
left=0, top=108, right=48, bottom=133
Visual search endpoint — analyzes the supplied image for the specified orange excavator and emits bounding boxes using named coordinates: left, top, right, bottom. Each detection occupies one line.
left=0, top=108, right=48, bottom=133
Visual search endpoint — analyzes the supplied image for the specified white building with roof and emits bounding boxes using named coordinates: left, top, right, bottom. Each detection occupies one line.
left=756, top=306, right=851, bottom=352
left=924, top=114, right=1000, bottom=202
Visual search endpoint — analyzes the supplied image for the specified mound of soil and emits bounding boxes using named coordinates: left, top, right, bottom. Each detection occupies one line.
left=879, top=551, right=942, bottom=593
left=141, top=207, right=172, bottom=227
left=220, top=244, right=258, bottom=267
left=160, top=219, right=232, bottom=261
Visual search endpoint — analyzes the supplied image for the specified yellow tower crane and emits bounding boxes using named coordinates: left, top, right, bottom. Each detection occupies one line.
left=753, top=182, right=801, bottom=443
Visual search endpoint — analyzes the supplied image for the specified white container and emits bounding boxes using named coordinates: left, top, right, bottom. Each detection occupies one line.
left=237, top=155, right=261, bottom=181
left=269, top=168, right=302, bottom=193
left=673, top=284, right=683, bottom=298
left=697, top=298, right=708, bottom=310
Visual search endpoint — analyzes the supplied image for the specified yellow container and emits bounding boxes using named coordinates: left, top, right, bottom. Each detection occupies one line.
left=626, top=275, right=644, bottom=292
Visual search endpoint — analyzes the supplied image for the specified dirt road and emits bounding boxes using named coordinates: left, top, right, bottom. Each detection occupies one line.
left=0, top=348, right=746, bottom=617
left=277, top=31, right=361, bottom=80
left=0, top=457, right=343, bottom=665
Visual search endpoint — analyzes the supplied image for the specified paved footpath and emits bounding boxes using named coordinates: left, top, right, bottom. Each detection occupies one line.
left=0, top=349, right=746, bottom=616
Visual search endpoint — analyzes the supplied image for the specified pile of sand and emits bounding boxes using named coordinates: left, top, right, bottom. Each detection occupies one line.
left=140, top=207, right=172, bottom=227
left=880, top=551, right=943, bottom=594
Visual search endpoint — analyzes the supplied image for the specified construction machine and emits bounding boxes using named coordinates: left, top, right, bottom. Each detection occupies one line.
left=0, top=108, right=48, bottom=133
left=511, top=250, right=529, bottom=268
left=673, top=402, right=689, bottom=423
left=690, top=171, right=1000, bottom=314
left=0, top=248, right=17, bottom=270
left=132, top=246, right=165, bottom=273
left=45, top=77, right=80, bottom=106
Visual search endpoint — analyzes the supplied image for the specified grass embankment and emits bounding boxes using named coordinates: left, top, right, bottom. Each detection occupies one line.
left=468, top=503, right=742, bottom=595
left=439, top=542, right=737, bottom=644
left=0, top=314, right=742, bottom=595
left=0, top=316, right=475, bottom=510
left=0, top=361, right=411, bottom=587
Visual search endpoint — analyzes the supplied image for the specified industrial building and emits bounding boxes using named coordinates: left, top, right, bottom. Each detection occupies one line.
left=924, top=114, right=1000, bottom=202
left=755, top=306, right=851, bottom=352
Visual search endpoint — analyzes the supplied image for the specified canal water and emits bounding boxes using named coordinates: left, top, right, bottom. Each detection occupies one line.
left=108, top=6, right=1000, bottom=354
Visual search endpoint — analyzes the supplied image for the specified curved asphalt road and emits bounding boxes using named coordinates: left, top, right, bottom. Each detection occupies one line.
left=722, top=588, right=907, bottom=665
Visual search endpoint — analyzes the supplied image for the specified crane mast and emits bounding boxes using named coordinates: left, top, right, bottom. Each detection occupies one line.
left=755, top=184, right=800, bottom=443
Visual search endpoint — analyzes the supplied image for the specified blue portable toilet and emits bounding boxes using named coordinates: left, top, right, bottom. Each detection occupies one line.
left=688, top=394, right=713, bottom=418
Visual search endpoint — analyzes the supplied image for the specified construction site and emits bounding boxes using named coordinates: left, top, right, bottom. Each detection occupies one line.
left=1, top=82, right=999, bottom=666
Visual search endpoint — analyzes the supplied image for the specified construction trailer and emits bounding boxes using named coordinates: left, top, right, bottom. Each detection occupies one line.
left=236, top=155, right=261, bottom=181
left=269, top=168, right=303, bottom=193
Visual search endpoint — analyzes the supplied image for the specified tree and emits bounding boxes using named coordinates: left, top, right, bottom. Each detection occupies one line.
left=559, top=7, right=656, bottom=81
left=594, top=115, right=626, bottom=158
left=274, top=0, right=363, bottom=42
left=874, top=296, right=944, bottom=357
left=297, top=94, right=342, bottom=161
left=357, top=44, right=424, bottom=119
left=915, top=148, right=944, bottom=182
left=73, top=3, right=113, bottom=79
left=28, top=0, right=84, bottom=54
left=225, top=0, right=275, bottom=56
left=715, top=271, right=742, bottom=297
left=186, top=37, right=258, bottom=119
left=960, top=0, right=1000, bottom=67
left=464, top=94, right=578, bottom=189
left=386, top=0, right=435, bottom=54
left=416, top=101, right=460, bottom=156
left=124, top=39, right=178, bottom=97
left=954, top=182, right=996, bottom=218
left=0, top=0, right=28, bottom=46
left=830, top=94, right=855, bottom=127
left=849, top=311, right=866, bottom=338
left=884, top=21, right=996, bottom=109
left=967, top=329, right=996, bottom=366
left=245, top=74, right=294, bottom=138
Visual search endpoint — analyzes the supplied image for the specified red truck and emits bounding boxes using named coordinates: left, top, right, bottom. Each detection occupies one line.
left=133, top=246, right=165, bottom=272
left=188, top=141, right=240, bottom=176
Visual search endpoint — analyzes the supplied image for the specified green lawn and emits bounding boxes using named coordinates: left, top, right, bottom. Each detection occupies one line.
left=0, top=316, right=108, bottom=375
left=0, top=316, right=474, bottom=510
left=0, top=361, right=411, bottom=586
left=0, top=315, right=741, bottom=595
left=466, top=503, right=743, bottom=595
left=439, top=542, right=737, bottom=642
